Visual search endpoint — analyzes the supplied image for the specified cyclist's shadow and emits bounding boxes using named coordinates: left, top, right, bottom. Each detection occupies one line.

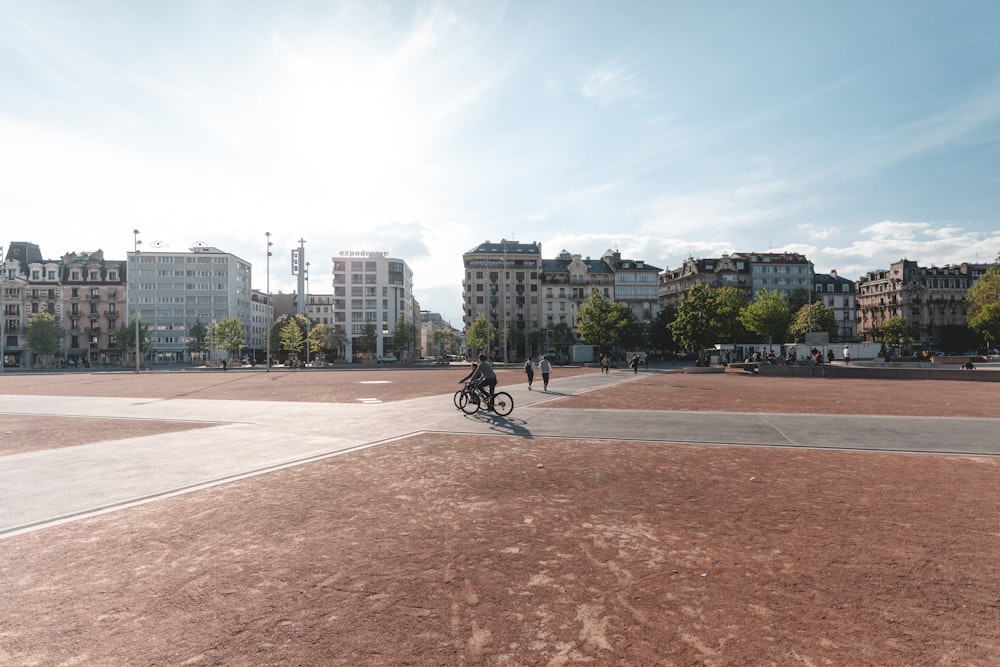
left=464, top=412, right=533, bottom=437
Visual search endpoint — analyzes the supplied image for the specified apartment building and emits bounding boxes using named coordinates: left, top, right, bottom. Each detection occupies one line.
left=1, top=243, right=127, bottom=367
left=127, top=243, right=253, bottom=364
left=540, top=250, right=613, bottom=330
left=660, top=252, right=812, bottom=307
left=856, top=259, right=997, bottom=345
left=601, top=249, right=661, bottom=320
left=331, top=251, right=415, bottom=361
left=61, top=250, right=127, bottom=366
left=813, top=269, right=857, bottom=341
left=462, top=240, right=542, bottom=359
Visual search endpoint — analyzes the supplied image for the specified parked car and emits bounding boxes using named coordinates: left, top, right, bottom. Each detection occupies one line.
left=377, top=355, right=397, bottom=363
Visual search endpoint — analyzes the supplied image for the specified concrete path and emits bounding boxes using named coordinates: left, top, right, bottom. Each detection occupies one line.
left=2, top=370, right=997, bottom=537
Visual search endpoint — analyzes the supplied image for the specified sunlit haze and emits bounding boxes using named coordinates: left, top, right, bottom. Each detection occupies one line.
left=2, top=1, right=999, bottom=326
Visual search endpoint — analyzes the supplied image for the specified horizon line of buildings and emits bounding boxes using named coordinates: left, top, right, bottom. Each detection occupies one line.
left=3, top=238, right=997, bottom=368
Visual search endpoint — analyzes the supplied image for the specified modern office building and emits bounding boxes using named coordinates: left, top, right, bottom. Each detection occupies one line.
left=330, top=251, right=415, bottom=362
left=127, top=243, right=253, bottom=364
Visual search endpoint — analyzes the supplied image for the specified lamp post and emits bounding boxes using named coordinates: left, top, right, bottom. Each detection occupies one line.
left=265, top=232, right=272, bottom=371
left=133, top=230, right=142, bottom=373
left=304, top=261, right=310, bottom=366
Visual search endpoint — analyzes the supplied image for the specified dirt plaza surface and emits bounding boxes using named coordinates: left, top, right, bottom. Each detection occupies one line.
left=1, top=366, right=998, bottom=665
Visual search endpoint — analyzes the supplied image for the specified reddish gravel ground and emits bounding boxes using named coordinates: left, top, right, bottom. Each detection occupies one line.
left=1, top=368, right=998, bottom=665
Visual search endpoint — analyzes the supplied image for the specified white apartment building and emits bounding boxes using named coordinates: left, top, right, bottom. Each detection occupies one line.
left=127, top=244, right=253, bottom=364
left=331, top=252, right=415, bottom=362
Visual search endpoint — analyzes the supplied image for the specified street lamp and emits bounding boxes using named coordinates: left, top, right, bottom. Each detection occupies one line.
left=133, top=229, right=142, bottom=373
left=304, top=261, right=310, bottom=366
left=265, top=231, right=272, bottom=371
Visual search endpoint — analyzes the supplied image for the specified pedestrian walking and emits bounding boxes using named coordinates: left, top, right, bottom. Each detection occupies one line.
left=629, top=354, right=640, bottom=374
left=600, top=354, right=610, bottom=374
left=843, top=346, right=851, bottom=365
left=524, top=357, right=535, bottom=390
left=538, top=356, right=553, bottom=391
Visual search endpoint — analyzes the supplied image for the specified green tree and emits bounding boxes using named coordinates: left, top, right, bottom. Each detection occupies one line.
left=26, top=311, right=64, bottom=366
left=575, top=292, right=637, bottom=351
left=669, top=284, right=722, bottom=352
left=358, top=322, right=378, bottom=358
left=309, top=322, right=330, bottom=361
left=965, top=258, right=1000, bottom=348
left=280, top=318, right=305, bottom=357
left=549, top=321, right=573, bottom=359
left=434, top=328, right=456, bottom=358
left=878, top=316, right=918, bottom=351
left=526, top=329, right=545, bottom=358
left=739, top=289, right=792, bottom=346
left=715, top=287, right=752, bottom=348
left=649, top=306, right=679, bottom=355
left=115, top=316, right=151, bottom=362
left=789, top=302, right=839, bottom=342
left=188, top=320, right=208, bottom=356
left=212, top=317, right=246, bottom=362
left=270, top=314, right=310, bottom=359
left=392, top=317, right=417, bottom=361
left=466, top=314, right=495, bottom=357
left=320, top=325, right=346, bottom=361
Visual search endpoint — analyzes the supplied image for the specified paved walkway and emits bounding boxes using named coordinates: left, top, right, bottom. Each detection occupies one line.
left=2, top=370, right=997, bottom=537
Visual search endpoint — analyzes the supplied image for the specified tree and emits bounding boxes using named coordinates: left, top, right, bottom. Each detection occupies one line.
left=270, top=314, right=310, bottom=360
left=392, top=317, right=417, bottom=361
left=649, top=306, right=679, bottom=356
left=968, top=303, right=1000, bottom=350
left=669, top=284, right=722, bottom=352
left=115, top=316, right=151, bottom=363
left=965, top=258, right=1000, bottom=348
left=575, top=292, right=638, bottom=352
left=465, top=314, right=495, bottom=357
left=188, top=320, right=208, bottom=358
left=358, top=323, right=378, bottom=358
left=434, top=328, right=456, bottom=358
left=212, top=317, right=246, bottom=362
left=26, top=311, right=64, bottom=366
left=739, top=289, right=792, bottom=346
left=878, top=316, right=918, bottom=351
left=324, top=326, right=347, bottom=361
left=309, top=323, right=330, bottom=361
left=280, top=318, right=305, bottom=358
left=549, top=322, right=573, bottom=358
left=789, top=302, right=838, bottom=342
left=715, top=287, right=752, bottom=348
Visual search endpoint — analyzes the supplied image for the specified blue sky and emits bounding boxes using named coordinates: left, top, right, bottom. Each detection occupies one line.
left=2, top=1, right=999, bottom=326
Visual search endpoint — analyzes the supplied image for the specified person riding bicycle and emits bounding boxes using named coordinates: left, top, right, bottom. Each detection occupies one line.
left=462, top=354, right=497, bottom=410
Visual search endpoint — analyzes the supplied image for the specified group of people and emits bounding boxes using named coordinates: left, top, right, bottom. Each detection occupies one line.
left=457, top=354, right=554, bottom=411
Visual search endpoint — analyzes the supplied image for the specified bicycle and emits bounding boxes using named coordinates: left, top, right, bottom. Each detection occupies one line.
left=456, top=381, right=513, bottom=416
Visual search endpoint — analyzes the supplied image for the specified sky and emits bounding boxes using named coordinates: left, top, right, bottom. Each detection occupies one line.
left=2, top=1, right=999, bottom=327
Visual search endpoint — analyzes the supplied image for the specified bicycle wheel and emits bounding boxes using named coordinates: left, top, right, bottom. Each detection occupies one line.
left=453, top=389, right=466, bottom=409
left=460, top=390, right=481, bottom=414
left=491, top=391, right=514, bottom=416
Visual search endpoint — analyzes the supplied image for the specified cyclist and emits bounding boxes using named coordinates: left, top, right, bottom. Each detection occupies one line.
left=461, top=354, right=497, bottom=410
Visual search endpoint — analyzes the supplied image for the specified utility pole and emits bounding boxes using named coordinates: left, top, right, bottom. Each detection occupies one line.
left=265, top=232, right=272, bottom=371
left=133, top=229, right=142, bottom=373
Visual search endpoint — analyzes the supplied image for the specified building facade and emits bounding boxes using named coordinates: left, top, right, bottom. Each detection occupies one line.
left=540, top=250, right=613, bottom=331
left=856, top=259, right=997, bottom=346
left=659, top=252, right=811, bottom=307
left=330, top=252, right=415, bottom=362
left=127, top=244, right=253, bottom=364
left=813, top=269, right=857, bottom=341
left=462, top=240, right=542, bottom=360
left=601, top=249, right=661, bottom=320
